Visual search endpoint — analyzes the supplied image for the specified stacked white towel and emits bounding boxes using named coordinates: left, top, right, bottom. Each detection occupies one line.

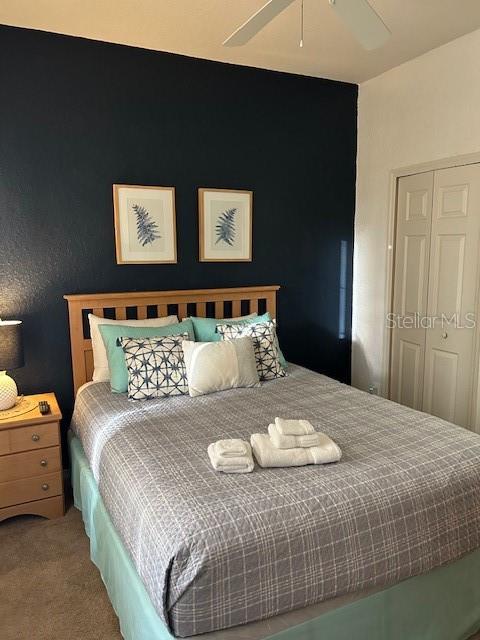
left=251, top=418, right=341, bottom=468
left=268, top=423, right=323, bottom=449
left=275, top=418, right=315, bottom=436
left=208, top=439, right=254, bottom=474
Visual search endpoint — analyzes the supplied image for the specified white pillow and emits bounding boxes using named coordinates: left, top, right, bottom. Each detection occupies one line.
left=182, top=338, right=259, bottom=397
left=88, top=313, right=178, bottom=382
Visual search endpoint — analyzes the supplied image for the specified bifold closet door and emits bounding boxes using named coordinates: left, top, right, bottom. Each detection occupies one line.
left=390, top=171, right=434, bottom=409
left=422, top=164, right=480, bottom=427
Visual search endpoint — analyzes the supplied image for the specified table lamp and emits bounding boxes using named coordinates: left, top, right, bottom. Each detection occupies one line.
left=0, top=320, right=24, bottom=410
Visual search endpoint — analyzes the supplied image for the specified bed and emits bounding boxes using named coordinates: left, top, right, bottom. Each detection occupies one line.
left=65, top=286, right=480, bottom=640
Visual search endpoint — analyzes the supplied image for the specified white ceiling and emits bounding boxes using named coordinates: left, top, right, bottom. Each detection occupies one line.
left=1, top=1, right=480, bottom=83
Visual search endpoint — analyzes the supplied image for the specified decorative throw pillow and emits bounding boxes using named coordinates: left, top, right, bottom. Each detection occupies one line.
left=119, top=334, right=190, bottom=400
left=182, top=337, right=259, bottom=397
left=88, top=313, right=179, bottom=382
left=187, top=313, right=257, bottom=342
left=217, top=321, right=286, bottom=381
left=218, top=312, right=287, bottom=368
left=99, top=319, right=195, bottom=393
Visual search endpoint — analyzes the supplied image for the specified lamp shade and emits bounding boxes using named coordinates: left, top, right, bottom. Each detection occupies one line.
left=0, top=320, right=24, bottom=370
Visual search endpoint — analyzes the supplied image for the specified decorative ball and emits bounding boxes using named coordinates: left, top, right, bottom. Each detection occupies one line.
left=0, top=373, right=18, bottom=411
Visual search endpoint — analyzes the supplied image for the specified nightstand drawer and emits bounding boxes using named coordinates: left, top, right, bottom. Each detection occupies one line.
left=0, top=421, right=59, bottom=456
left=0, top=446, right=61, bottom=483
left=0, top=471, right=63, bottom=508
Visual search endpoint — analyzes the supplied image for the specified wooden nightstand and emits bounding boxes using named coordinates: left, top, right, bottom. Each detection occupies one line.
left=0, top=393, right=64, bottom=522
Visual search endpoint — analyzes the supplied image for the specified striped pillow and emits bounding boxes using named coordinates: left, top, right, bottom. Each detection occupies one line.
left=216, top=321, right=286, bottom=381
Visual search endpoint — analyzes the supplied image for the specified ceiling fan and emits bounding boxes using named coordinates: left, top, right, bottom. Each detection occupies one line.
left=223, top=0, right=391, bottom=51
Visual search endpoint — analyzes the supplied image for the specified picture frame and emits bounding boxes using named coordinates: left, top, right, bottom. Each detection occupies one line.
left=198, top=188, right=253, bottom=262
left=113, top=184, right=177, bottom=264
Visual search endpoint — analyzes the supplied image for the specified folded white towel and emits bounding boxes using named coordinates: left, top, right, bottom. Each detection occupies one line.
left=274, top=417, right=315, bottom=436
left=214, top=439, right=249, bottom=458
left=250, top=433, right=341, bottom=468
left=268, top=423, right=323, bottom=449
left=208, top=441, right=254, bottom=474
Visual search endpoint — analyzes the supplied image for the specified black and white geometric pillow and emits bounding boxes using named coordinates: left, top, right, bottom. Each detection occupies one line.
left=119, top=333, right=190, bottom=400
left=216, top=321, right=286, bottom=381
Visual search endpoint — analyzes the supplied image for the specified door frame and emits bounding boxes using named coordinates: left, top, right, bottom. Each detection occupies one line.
left=383, top=151, right=480, bottom=431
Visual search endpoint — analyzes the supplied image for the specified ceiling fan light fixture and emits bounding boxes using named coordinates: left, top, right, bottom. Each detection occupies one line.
left=328, top=0, right=391, bottom=50
left=222, top=0, right=391, bottom=51
left=299, top=0, right=304, bottom=48
left=222, top=0, right=296, bottom=47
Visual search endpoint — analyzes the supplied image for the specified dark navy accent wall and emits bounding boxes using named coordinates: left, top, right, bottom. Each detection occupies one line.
left=0, top=25, right=357, bottom=427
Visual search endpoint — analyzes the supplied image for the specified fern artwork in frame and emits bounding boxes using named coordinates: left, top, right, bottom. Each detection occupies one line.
left=198, top=188, right=253, bottom=262
left=113, top=184, right=177, bottom=264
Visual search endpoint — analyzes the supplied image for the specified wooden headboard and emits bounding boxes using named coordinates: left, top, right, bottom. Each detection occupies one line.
left=64, top=285, right=280, bottom=394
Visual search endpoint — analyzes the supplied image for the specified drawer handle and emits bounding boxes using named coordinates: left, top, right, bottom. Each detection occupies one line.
left=40, top=459, right=48, bottom=467
left=41, top=483, right=49, bottom=491
left=31, top=434, right=40, bottom=442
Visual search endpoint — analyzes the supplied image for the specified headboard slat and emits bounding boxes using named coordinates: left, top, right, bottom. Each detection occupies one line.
left=232, top=300, right=241, bottom=317
left=177, top=303, right=188, bottom=321
left=64, top=286, right=280, bottom=394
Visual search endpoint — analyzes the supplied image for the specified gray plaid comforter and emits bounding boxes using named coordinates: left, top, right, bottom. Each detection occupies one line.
left=71, top=365, right=480, bottom=637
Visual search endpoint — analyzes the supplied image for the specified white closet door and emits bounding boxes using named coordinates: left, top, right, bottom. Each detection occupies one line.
left=390, top=171, right=433, bottom=409
left=422, top=164, right=480, bottom=427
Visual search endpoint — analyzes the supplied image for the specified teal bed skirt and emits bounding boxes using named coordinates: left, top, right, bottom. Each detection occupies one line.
left=69, top=432, right=480, bottom=640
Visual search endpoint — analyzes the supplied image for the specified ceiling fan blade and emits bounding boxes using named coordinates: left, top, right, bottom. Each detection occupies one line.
left=223, top=0, right=297, bottom=46
left=328, top=0, right=391, bottom=50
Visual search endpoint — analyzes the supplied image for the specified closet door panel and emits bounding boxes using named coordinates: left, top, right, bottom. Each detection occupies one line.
left=390, top=171, right=433, bottom=409
left=426, top=348, right=458, bottom=423
left=430, top=234, right=466, bottom=316
left=423, top=164, right=480, bottom=428
left=401, top=235, right=427, bottom=316
left=397, top=339, right=423, bottom=408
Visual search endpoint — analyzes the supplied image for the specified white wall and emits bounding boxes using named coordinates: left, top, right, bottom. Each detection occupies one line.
left=353, top=28, right=480, bottom=393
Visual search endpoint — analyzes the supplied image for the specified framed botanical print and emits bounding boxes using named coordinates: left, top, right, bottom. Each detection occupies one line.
left=113, top=184, right=177, bottom=264
left=198, top=188, right=253, bottom=262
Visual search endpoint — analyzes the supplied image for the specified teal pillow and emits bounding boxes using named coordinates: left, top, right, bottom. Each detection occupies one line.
left=99, top=319, right=195, bottom=393
left=189, top=312, right=287, bottom=367
left=190, top=313, right=264, bottom=342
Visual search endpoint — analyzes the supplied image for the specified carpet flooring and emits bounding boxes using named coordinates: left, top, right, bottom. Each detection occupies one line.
left=0, top=506, right=121, bottom=640
left=1, top=506, right=480, bottom=640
